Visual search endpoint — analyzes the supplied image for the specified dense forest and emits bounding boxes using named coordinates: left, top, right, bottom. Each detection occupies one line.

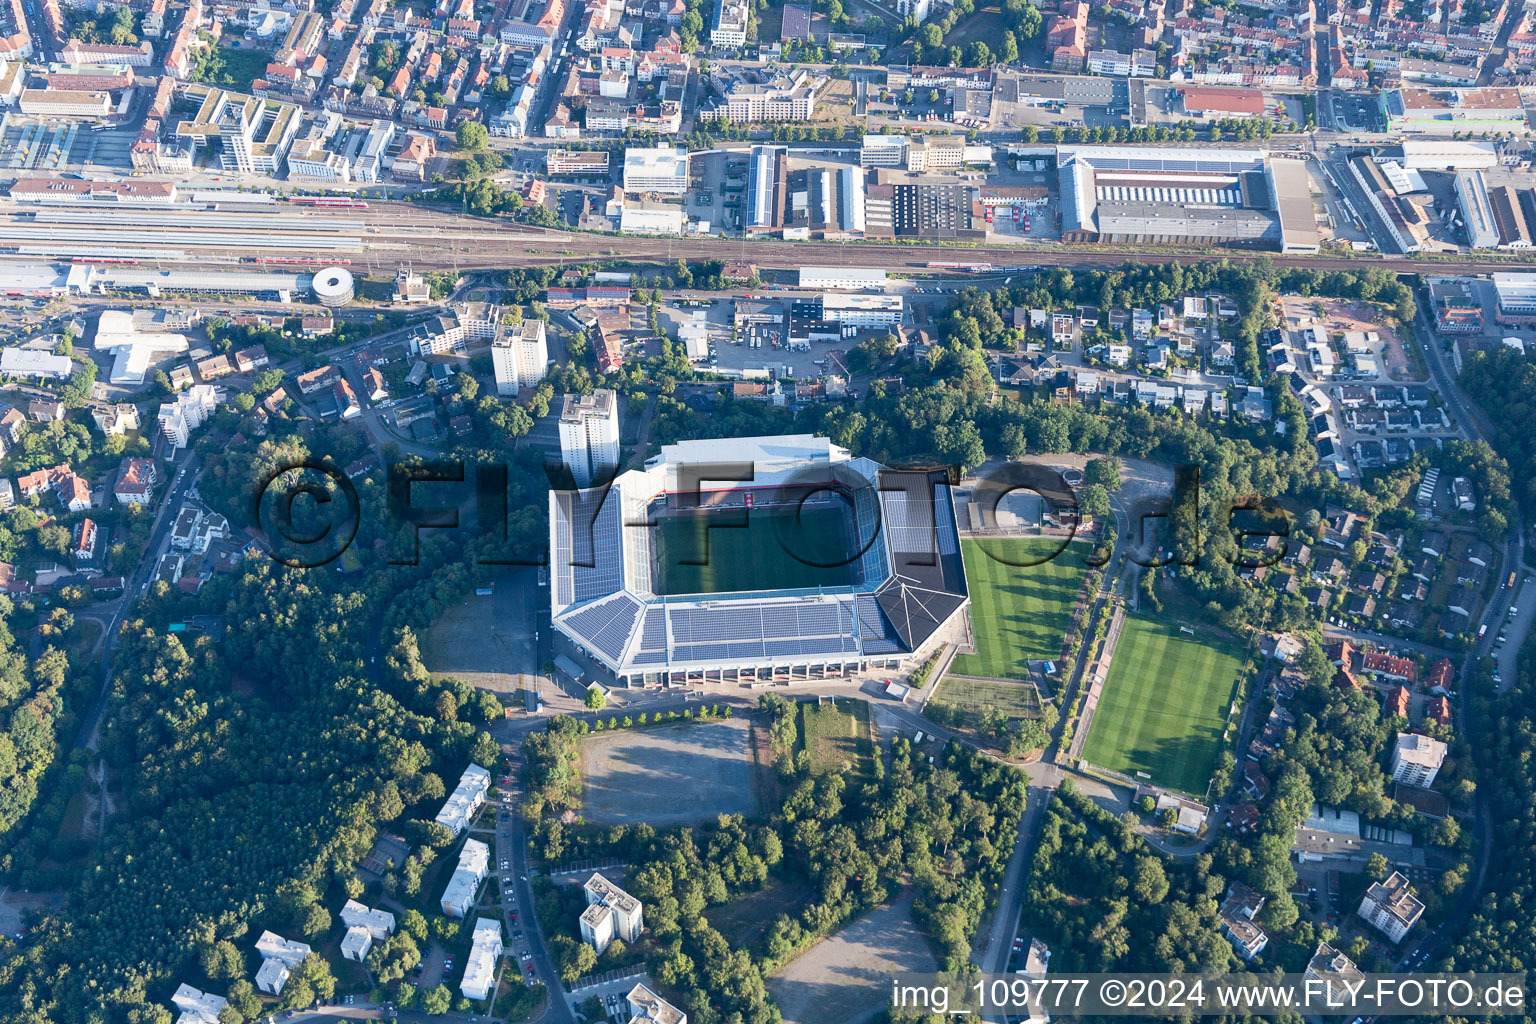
left=1027, top=783, right=1237, bottom=973
left=0, top=601, right=97, bottom=880
left=521, top=697, right=1026, bottom=1024
left=1458, top=345, right=1536, bottom=515
left=0, top=500, right=520, bottom=1022
left=1446, top=636, right=1536, bottom=985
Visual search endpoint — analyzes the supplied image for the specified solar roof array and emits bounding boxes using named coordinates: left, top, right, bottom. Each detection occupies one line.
left=551, top=454, right=967, bottom=676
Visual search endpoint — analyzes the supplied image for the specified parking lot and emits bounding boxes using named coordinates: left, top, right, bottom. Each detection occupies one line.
left=660, top=297, right=850, bottom=380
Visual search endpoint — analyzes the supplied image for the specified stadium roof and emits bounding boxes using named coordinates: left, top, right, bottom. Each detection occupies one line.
left=551, top=437, right=967, bottom=681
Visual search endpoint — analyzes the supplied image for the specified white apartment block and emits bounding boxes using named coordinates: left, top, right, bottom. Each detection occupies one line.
left=254, top=932, right=311, bottom=996
left=171, top=984, right=227, bottom=1024
left=157, top=385, right=217, bottom=448
left=441, top=837, right=491, bottom=918
left=493, top=318, right=549, bottom=394
left=436, top=762, right=491, bottom=836
left=1304, top=942, right=1364, bottom=1005
left=339, top=900, right=395, bottom=962
left=414, top=302, right=501, bottom=356
left=623, top=145, right=690, bottom=193
left=627, top=983, right=687, bottom=1024
left=894, top=0, right=931, bottom=19
left=1357, top=871, right=1425, bottom=943
left=559, top=389, right=621, bottom=488
left=709, top=0, right=749, bottom=46
left=1390, top=732, right=1447, bottom=787
left=580, top=873, right=644, bottom=953
left=461, top=918, right=504, bottom=1001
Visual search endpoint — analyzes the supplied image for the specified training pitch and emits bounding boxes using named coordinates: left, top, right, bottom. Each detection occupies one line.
left=580, top=718, right=758, bottom=826
left=949, top=537, right=1090, bottom=679
left=651, top=501, right=859, bottom=596
left=1081, top=615, right=1244, bottom=796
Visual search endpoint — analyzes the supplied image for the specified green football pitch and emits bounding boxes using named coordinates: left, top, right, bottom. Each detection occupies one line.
left=949, top=537, right=1089, bottom=680
left=651, top=503, right=859, bottom=596
left=1081, top=615, right=1244, bottom=797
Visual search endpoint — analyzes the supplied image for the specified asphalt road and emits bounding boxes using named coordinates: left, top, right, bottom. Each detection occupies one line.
left=1396, top=302, right=1528, bottom=974
left=71, top=450, right=202, bottom=750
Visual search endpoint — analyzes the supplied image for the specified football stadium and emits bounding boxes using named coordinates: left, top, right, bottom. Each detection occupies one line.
left=550, top=435, right=970, bottom=686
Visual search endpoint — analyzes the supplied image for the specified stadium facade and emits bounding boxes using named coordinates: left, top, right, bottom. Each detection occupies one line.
left=550, top=435, right=969, bottom=686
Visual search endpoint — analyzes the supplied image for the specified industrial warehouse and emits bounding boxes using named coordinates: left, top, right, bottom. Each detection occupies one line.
left=549, top=435, right=969, bottom=687
left=1057, top=147, right=1320, bottom=252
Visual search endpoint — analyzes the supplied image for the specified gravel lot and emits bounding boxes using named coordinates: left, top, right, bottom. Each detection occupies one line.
left=768, top=895, right=937, bottom=1024
left=580, top=718, right=758, bottom=826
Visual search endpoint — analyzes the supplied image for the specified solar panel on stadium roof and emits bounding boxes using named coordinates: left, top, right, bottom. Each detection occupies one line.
left=553, top=491, right=626, bottom=608
left=564, top=592, right=642, bottom=660
left=638, top=606, right=667, bottom=651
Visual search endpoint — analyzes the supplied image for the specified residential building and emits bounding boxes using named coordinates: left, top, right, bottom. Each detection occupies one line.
left=493, top=319, right=549, bottom=393
left=1218, top=882, right=1268, bottom=960
left=170, top=984, right=227, bottom=1024
left=627, top=983, right=686, bottom=1024
left=339, top=900, right=395, bottom=961
left=461, top=918, right=503, bottom=1001
left=296, top=365, right=341, bottom=394
left=1357, top=871, right=1425, bottom=943
left=157, top=385, right=217, bottom=448
left=441, top=837, right=490, bottom=918
left=234, top=345, right=270, bottom=372
left=579, top=872, right=644, bottom=953
left=71, top=517, right=99, bottom=569
left=436, top=762, right=491, bottom=836
left=558, top=389, right=621, bottom=487
left=362, top=367, right=387, bottom=401
left=91, top=402, right=140, bottom=436
left=1304, top=942, right=1364, bottom=1004
left=254, top=932, right=311, bottom=996
left=1390, top=732, right=1447, bottom=787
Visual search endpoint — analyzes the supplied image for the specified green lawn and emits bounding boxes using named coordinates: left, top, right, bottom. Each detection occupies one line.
left=652, top=503, right=858, bottom=596
left=933, top=676, right=1041, bottom=721
left=798, top=698, right=872, bottom=779
left=950, top=537, right=1089, bottom=679
left=1081, top=616, right=1244, bottom=797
